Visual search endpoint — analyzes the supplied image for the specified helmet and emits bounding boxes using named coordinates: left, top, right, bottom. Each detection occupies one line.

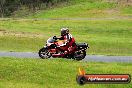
left=61, top=28, right=69, bottom=36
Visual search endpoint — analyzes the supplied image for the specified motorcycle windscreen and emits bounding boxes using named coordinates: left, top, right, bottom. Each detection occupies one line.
left=47, top=38, right=56, bottom=43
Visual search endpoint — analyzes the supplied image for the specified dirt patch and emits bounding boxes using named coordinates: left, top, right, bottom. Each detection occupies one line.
left=0, top=30, right=46, bottom=38
left=82, top=9, right=120, bottom=17
left=104, top=9, right=120, bottom=15
left=0, top=29, right=6, bottom=31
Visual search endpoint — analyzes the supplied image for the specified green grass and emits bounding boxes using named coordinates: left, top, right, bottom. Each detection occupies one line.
left=30, top=1, right=117, bottom=18
left=0, top=36, right=44, bottom=52
left=121, top=6, right=132, bottom=15
left=28, top=0, right=132, bottom=18
left=0, top=57, right=132, bottom=88
left=0, top=19, right=132, bottom=55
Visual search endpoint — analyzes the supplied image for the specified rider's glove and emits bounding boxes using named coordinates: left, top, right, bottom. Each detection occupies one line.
left=53, top=36, right=57, bottom=40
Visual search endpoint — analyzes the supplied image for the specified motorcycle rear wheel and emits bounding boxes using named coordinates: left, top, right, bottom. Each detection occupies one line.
left=73, top=51, right=86, bottom=61
left=38, top=48, right=51, bottom=59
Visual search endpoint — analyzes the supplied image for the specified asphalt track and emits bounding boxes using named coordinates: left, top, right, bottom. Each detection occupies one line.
left=0, top=51, right=132, bottom=62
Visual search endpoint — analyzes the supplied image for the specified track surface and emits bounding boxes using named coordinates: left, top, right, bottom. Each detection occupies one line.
left=0, top=51, right=132, bottom=62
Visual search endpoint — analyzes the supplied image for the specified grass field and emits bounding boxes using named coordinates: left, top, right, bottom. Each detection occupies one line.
left=30, top=1, right=116, bottom=18
left=0, top=57, right=132, bottom=88
left=0, top=1, right=132, bottom=88
left=0, top=19, right=132, bottom=55
left=29, top=0, right=132, bottom=18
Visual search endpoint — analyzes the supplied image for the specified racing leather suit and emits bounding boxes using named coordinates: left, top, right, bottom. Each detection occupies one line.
left=58, top=33, right=75, bottom=54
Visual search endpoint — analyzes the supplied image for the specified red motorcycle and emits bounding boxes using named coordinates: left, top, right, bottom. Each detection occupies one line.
left=38, top=36, right=89, bottom=60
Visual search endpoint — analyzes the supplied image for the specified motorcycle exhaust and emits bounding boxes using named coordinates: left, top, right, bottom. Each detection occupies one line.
left=52, top=53, right=65, bottom=58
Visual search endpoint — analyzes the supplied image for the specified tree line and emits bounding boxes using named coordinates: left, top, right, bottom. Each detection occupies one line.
left=0, top=0, right=69, bottom=17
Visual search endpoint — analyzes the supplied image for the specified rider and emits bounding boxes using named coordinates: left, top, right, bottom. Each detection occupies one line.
left=54, top=28, right=76, bottom=54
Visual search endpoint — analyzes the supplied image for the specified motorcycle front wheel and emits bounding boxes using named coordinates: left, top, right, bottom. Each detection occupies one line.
left=38, top=47, right=51, bottom=59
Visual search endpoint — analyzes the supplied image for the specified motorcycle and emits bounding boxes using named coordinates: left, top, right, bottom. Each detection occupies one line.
left=38, top=36, right=89, bottom=61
